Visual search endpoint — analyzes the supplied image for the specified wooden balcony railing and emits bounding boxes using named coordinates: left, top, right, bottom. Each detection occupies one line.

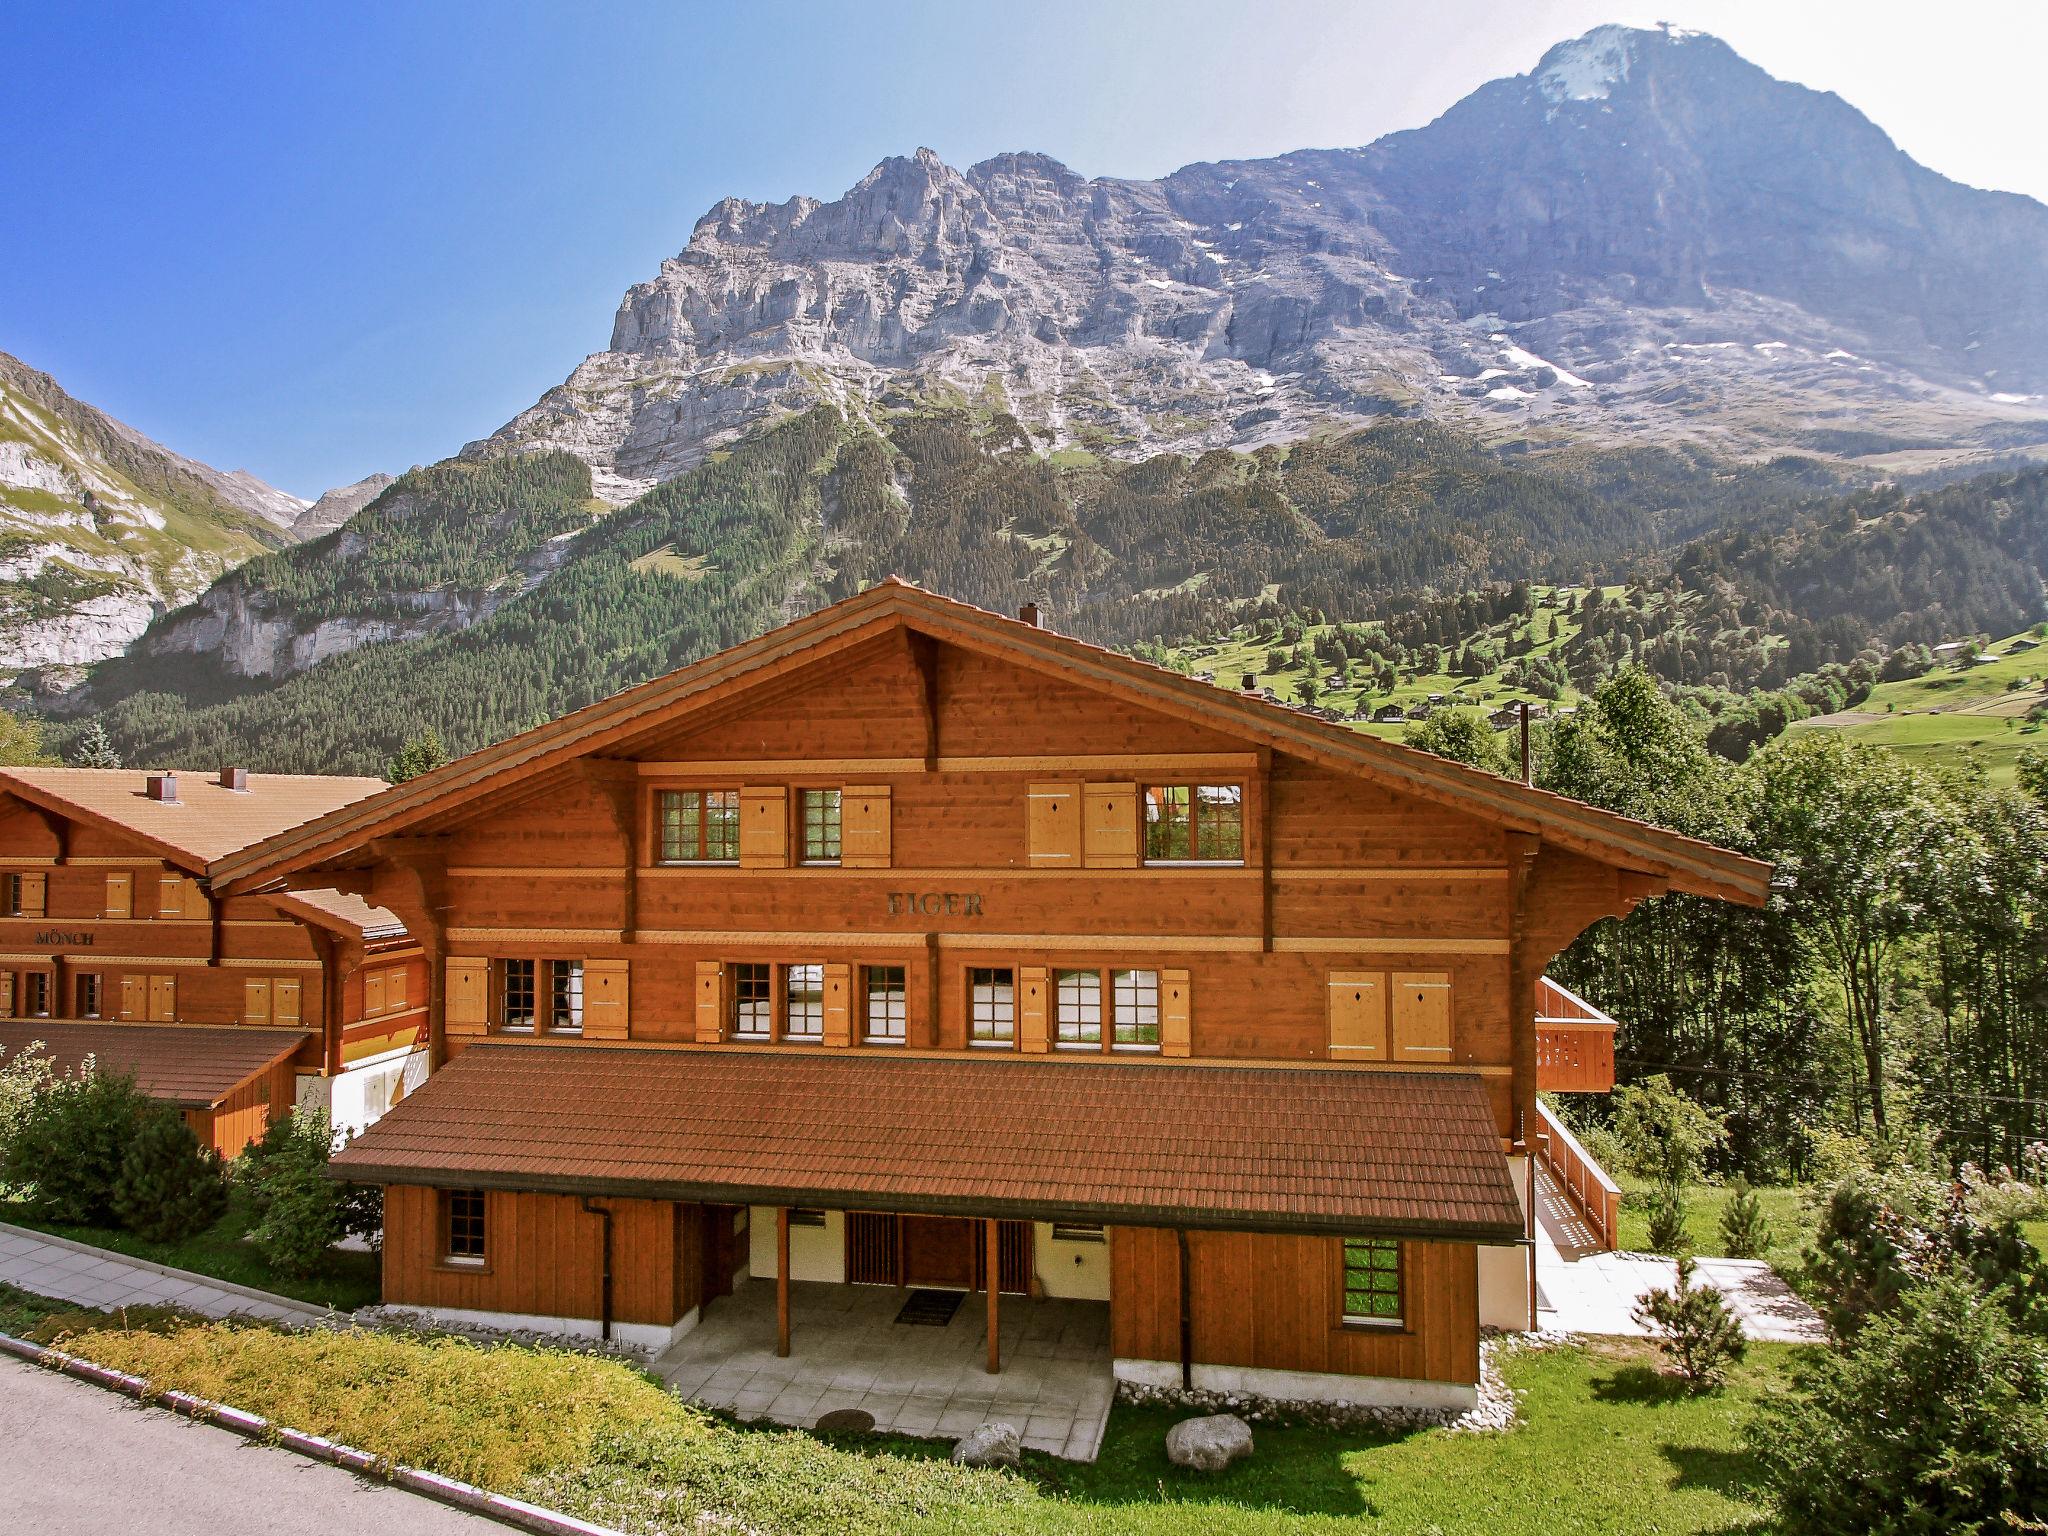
left=1533, top=1096, right=1622, bottom=1251
left=1535, top=976, right=1617, bottom=1093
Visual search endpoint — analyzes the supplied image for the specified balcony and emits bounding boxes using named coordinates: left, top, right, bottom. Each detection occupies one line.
left=1535, top=976, right=1616, bottom=1094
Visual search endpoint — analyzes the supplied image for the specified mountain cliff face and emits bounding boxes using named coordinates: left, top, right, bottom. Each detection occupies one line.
left=472, top=25, right=2048, bottom=501
left=291, top=472, right=396, bottom=540
left=0, top=351, right=297, bottom=670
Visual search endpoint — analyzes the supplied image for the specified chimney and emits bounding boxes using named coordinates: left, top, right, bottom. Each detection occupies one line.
left=220, top=767, right=250, bottom=792
left=146, top=772, right=179, bottom=804
left=1017, top=601, right=1043, bottom=628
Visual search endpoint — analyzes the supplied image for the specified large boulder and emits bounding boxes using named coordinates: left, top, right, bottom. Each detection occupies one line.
left=950, top=1421, right=1022, bottom=1468
left=1166, top=1413, right=1254, bottom=1471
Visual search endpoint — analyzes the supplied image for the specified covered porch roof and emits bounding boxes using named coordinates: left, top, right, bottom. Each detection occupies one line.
left=0, top=1021, right=310, bottom=1110
left=328, top=1044, right=1525, bottom=1242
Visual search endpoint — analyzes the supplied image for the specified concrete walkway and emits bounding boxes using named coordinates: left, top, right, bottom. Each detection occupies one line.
left=0, top=1219, right=328, bottom=1326
left=1532, top=1170, right=1826, bottom=1343
left=656, top=1279, right=1115, bottom=1460
left=0, top=1355, right=497, bottom=1534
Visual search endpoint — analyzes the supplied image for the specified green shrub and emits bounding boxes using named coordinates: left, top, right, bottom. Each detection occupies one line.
left=1719, top=1176, right=1774, bottom=1259
left=1612, top=1074, right=1727, bottom=1187
left=1, top=1070, right=153, bottom=1224
left=1634, top=1254, right=1746, bottom=1393
left=1751, top=1277, right=2048, bottom=1534
left=239, top=1107, right=380, bottom=1277
left=1646, top=1179, right=1690, bottom=1255
left=0, top=1040, right=59, bottom=1149
left=111, top=1104, right=228, bottom=1243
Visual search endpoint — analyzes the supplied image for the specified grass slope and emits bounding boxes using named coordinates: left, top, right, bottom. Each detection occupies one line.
left=29, top=1307, right=1805, bottom=1536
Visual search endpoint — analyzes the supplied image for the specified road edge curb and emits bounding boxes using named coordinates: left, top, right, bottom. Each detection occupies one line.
left=0, top=1330, right=624, bottom=1536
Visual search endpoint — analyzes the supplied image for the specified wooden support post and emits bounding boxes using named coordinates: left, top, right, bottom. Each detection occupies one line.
left=985, top=1217, right=1001, bottom=1375
left=1177, top=1228, right=1193, bottom=1390
left=776, top=1207, right=792, bottom=1358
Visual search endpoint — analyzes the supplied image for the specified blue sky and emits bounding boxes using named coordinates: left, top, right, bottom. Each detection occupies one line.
left=5, top=0, right=2043, bottom=498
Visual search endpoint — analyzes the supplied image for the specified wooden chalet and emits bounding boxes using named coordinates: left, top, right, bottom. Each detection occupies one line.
left=0, top=768, right=426, bottom=1154
left=211, top=581, right=1769, bottom=1406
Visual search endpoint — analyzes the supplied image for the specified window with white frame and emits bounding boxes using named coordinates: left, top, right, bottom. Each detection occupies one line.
left=969, top=967, right=1015, bottom=1046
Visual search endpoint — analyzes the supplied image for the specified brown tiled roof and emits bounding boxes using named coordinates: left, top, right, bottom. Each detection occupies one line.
left=0, top=1021, right=310, bottom=1109
left=330, top=1046, right=1524, bottom=1240
left=0, top=767, right=385, bottom=866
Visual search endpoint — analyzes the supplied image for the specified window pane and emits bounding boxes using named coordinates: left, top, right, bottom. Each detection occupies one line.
left=1113, top=969, right=1160, bottom=1046
left=970, top=967, right=1015, bottom=1043
left=550, top=960, right=583, bottom=1032
left=733, top=962, right=772, bottom=1038
left=1144, top=785, right=1192, bottom=861
left=446, top=1190, right=487, bottom=1260
left=802, top=789, right=842, bottom=862
left=501, top=959, right=536, bottom=1030
left=1056, top=968, right=1101, bottom=1044
left=659, top=790, right=696, bottom=862
left=705, top=790, right=739, bottom=861
left=1341, top=1238, right=1403, bottom=1323
left=786, top=963, right=824, bottom=1040
left=864, top=965, right=905, bottom=1041
left=1196, top=784, right=1244, bottom=861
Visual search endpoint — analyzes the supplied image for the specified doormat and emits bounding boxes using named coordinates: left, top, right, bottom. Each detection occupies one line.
left=895, top=1289, right=965, bottom=1327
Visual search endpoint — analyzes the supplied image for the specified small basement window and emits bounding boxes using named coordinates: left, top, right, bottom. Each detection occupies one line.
left=1051, top=1222, right=1105, bottom=1244
left=1340, top=1237, right=1404, bottom=1327
left=443, top=1190, right=487, bottom=1265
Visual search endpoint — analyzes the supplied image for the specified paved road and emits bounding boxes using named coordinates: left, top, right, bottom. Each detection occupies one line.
left=0, top=1356, right=502, bottom=1535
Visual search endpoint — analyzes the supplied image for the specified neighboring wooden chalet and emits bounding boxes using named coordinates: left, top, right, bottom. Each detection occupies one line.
left=213, top=581, right=1769, bottom=1406
left=0, top=768, right=427, bottom=1153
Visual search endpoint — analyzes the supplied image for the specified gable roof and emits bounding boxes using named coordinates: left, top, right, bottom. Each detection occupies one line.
left=212, top=581, right=1771, bottom=905
left=0, top=767, right=406, bottom=938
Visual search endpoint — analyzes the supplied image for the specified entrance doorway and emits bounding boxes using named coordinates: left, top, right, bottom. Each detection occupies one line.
left=845, top=1212, right=1031, bottom=1293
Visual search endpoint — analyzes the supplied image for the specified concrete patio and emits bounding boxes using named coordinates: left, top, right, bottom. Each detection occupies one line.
left=1532, top=1169, right=1826, bottom=1343
left=653, top=1280, right=1115, bottom=1460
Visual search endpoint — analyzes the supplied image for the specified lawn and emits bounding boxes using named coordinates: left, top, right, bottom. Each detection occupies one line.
left=1612, top=1180, right=1811, bottom=1275
left=0, top=1189, right=379, bottom=1312
left=27, top=1299, right=1804, bottom=1536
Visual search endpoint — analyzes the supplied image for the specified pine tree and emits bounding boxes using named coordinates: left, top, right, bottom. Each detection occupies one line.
left=111, top=1104, right=228, bottom=1243
left=1719, top=1176, right=1774, bottom=1259
left=1634, top=1254, right=1748, bottom=1393
left=1647, top=1178, right=1692, bottom=1255
left=70, top=719, right=121, bottom=769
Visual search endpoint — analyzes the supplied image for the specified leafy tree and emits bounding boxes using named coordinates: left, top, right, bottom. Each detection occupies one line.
left=1752, top=732, right=1941, bottom=1135
left=1612, top=1074, right=1727, bottom=1187
left=1405, top=708, right=1510, bottom=774
left=0, top=711, right=57, bottom=767
left=1634, top=1254, right=1746, bottom=1392
left=0, top=1070, right=153, bottom=1225
left=386, top=729, right=448, bottom=783
left=1750, top=1277, right=2048, bottom=1536
left=111, top=1104, right=228, bottom=1242
left=240, top=1107, right=382, bottom=1275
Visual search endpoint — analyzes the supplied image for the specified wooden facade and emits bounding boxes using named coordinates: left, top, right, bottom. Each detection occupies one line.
left=0, top=770, right=426, bottom=1154
left=216, top=582, right=1769, bottom=1396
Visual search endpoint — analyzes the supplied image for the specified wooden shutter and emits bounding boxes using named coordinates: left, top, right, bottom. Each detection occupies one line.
left=1162, top=968, right=1192, bottom=1057
left=1026, top=782, right=1081, bottom=867
left=274, top=977, right=301, bottom=1028
left=1018, top=965, right=1049, bottom=1054
left=119, top=975, right=145, bottom=1021
left=389, top=967, right=409, bottom=1011
left=445, top=957, right=489, bottom=1038
left=1391, top=971, right=1452, bottom=1062
left=20, top=872, right=45, bottom=919
left=821, top=962, right=851, bottom=1046
left=738, top=786, right=788, bottom=868
left=1329, top=971, right=1387, bottom=1059
left=157, top=873, right=183, bottom=918
left=244, top=977, right=272, bottom=1026
left=1082, top=783, right=1139, bottom=868
left=0, top=971, right=13, bottom=1018
left=148, top=973, right=177, bottom=1022
left=363, top=969, right=386, bottom=1018
left=584, top=959, right=630, bottom=1040
left=104, top=872, right=132, bottom=919
left=694, top=960, right=725, bottom=1043
left=840, top=786, right=892, bottom=869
